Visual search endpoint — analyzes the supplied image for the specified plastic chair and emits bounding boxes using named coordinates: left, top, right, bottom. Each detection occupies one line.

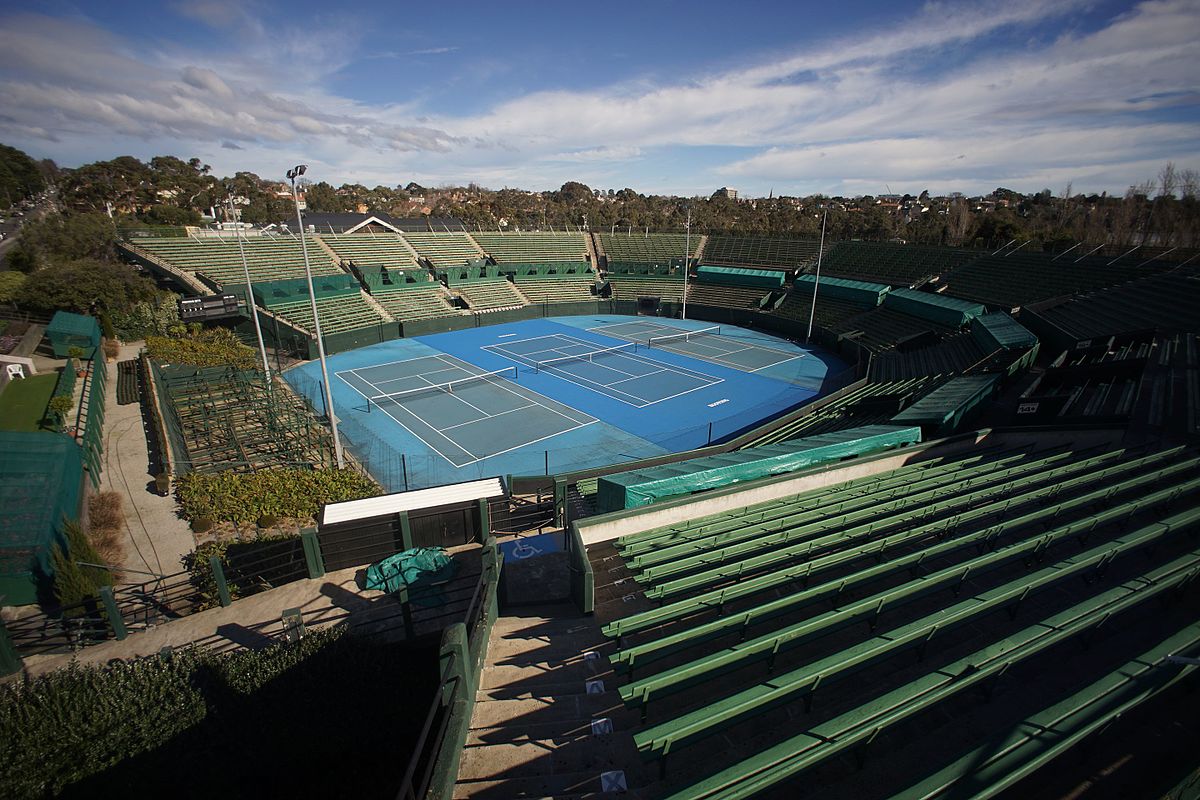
left=5, top=363, right=25, bottom=380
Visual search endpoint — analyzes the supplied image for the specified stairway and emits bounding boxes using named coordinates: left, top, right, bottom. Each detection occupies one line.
left=454, top=604, right=648, bottom=798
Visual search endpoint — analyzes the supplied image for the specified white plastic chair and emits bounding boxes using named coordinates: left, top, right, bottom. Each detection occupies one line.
left=5, top=363, right=25, bottom=380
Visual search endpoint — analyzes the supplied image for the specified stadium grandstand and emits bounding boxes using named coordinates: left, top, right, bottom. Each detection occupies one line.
left=700, top=235, right=821, bottom=271
left=11, top=219, right=1187, bottom=800
left=473, top=231, right=590, bottom=264
left=401, top=231, right=486, bottom=269
left=815, top=240, right=979, bottom=286
left=598, top=232, right=702, bottom=269
left=126, top=233, right=342, bottom=290
left=937, top=248, right=1176, bottom=309
left=319, top=232, right=420, bottom=269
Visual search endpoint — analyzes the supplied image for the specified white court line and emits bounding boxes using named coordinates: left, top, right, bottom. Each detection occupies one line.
left=487, top=333, right=722, bottom=406
left=334, top=352, right=451, bottom=382
left=433, top=354, right=595, bottom=427
left=333, top=352, right=596, bottom=466
left=607, top=368, right=668, bottom=386
left=438, top=403, right=538, bottom=432
left=412, top=373, right=491, bottom=417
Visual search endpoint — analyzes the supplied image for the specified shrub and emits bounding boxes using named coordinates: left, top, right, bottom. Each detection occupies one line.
left=176, top=467, right=380, bottom=524
left=0, top=626, right=433, bottom=798
left=86, top=491, right=126, bottom=577
left=102, top=337, right=120, bottom=359
left=51, top=520, right=112, bottom=609
left=145, top=327, right=258, bottom=369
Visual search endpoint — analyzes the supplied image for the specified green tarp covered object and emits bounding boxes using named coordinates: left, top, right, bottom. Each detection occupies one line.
left=794, top=274, right=889, bottom=306
left=695, top=265, right=786, bottom=289
left=596, top=424, right=922, bottom=512
left=364, top=547, right=458, bottom=594
left=883, top=288, right=986, bottom=327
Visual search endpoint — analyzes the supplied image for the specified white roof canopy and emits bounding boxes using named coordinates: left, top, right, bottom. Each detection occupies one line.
left=320, top=477, right=506, bottom=526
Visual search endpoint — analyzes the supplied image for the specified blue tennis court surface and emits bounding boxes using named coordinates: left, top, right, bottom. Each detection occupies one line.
left=482, top=333, right=721, bottom=407
left=285, top=315, right=848, bottom=491
left=336, top=354, right=594, bottom=467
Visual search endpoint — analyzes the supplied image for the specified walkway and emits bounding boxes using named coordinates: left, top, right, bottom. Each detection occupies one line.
left=98, top=342, right=193, bottom=579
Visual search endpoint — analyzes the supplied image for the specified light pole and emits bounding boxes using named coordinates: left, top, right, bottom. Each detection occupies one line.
left=806, top=210, right=828, bottom=344
left=226, top=187, right=271, bottom=382
left=681, top=208, right=691, bottom=320
left=288, top=165, right=344, bottom=469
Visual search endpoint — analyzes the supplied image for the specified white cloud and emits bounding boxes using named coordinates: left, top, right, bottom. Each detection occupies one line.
left=0, top=1, right=1196, bottom=195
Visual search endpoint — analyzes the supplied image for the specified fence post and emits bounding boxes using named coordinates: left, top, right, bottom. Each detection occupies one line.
left=398, top=511, right=414, bottom=551
left=0, top=618, right=23, bottom=676
left=553, top=479, right=567, bottom=528
left=98, top=585, right=127, bottom=640
left=300, top=528, right=325, bottom=579
left=208, top=555, right=232, bottom=607
left=476, top=499, right=491, bottom=543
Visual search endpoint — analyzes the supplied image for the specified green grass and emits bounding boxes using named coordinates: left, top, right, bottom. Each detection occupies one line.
left=0, top=372, right=60, bottom=431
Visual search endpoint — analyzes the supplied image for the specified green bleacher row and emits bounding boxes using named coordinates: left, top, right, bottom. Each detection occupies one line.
left=815, top=241, right=979, bottom=287
left=453, top=279, right=526, bottom=310
left=939, top=251, right=1174, bottom=308
left=701, top=236, right=821, bottom=270
left=320, top=232, right=419, bottom=268
left=597, top=442, right=1200, bottom=798
left=742, top=375, right=949, bottom=446
left=473, top=232, right=589, bottom=263
left=599, top=233, right=701, bottom=263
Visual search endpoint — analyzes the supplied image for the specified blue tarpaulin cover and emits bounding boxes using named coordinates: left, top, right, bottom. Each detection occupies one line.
left=364, top=547, right=458, bottom=594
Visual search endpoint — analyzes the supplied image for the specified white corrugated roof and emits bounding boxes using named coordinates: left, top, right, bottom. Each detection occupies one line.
left=321, top=477, right=506, bottom=526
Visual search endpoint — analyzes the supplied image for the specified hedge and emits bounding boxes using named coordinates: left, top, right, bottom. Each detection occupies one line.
left=176, top=467, right=380, bottom=524
left=0, top=627, right=438, bottom=799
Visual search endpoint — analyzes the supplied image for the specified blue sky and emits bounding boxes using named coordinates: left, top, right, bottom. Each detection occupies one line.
left=0, top=0, right=1197, bottom=197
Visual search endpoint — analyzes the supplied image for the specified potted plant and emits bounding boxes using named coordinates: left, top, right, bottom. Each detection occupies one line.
left=48, top=394, right=75, bottom=432
left=154, top=472, right=171, bottom=496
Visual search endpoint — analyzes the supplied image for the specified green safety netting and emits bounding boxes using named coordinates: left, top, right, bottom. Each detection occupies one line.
left=364, top=547, right=458, bottom=595
left=0, top=431, right=83, bottom=605
left=596, top=424, right=922, bottom=512
left=45, top=311, right=100, bottom=358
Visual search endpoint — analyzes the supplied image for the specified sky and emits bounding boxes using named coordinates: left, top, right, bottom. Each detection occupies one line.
left=0, top=0, right=1197, bottom=198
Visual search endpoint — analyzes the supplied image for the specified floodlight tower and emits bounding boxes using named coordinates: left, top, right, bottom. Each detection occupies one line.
left=681, top=207, right=692, bottom=320
left=288, top=164, right=344, bottom=469
left=806, top=209, right=828, bottom=344
left=226, top=186, right=271, bottom=381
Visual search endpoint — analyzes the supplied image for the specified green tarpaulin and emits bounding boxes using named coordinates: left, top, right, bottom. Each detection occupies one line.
left=883, top=288, right=985, bottom=327
left=972, top=312, right=1038, bottom=351
left=794, top=274, right=889, bottom=306
left=596, top=424, right=922, bottom=512
left=695, top=265, right=786, bottom=289
left=364, top=547, right=458, bottom=594
left=892, top=374, right=1000, bottom=434
left=252, top=274, right=360, bottom=308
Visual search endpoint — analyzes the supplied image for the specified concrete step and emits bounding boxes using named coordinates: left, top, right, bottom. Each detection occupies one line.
left=486, top=636, right=614, bottom=664
left=453, top=765, right=644, bottom=799
left=466, top=704, right=641, bottom=745
left=458, top=732, right=642, bottom=781
left=479, top=659, right=616, bottom=691
left=478, top=680, right=618, bottom=700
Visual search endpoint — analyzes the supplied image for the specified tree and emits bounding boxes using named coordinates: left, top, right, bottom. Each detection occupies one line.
left=0, top=271, right=27, bottom=303
left=7, top=212, right=118, bottom=270
left=16, top=259, right=159, bottom=316
left=0, top=143, right=46, bottom=209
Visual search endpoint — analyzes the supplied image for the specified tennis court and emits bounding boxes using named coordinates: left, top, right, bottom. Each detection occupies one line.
left=335, top=353, right=595, bottom=467
left=481, top=333, right=722, bottom=407
left=587, top=319, right=802, bottom=372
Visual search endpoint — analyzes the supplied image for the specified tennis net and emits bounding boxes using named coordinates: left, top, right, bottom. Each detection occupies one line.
left=647, top=326, right=721, bottom=349
left=366, top=366, right=518, bottom=412
left=534, top=342, right=637, bottom=373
